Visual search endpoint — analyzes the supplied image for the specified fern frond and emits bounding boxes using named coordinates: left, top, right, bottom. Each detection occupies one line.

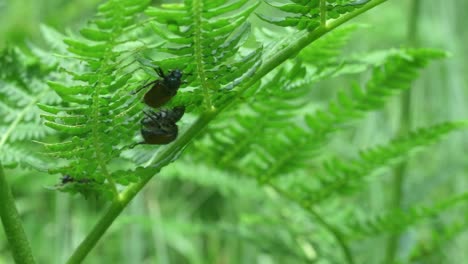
left=190, top=62, right=309, bottom=172
left=299, top=24, right=360, bottom=65
left=305, top=49, right=446, bottom=132
left=145, top=0, right=262, bottom=109
left=37, top=0, right=151, bottom=193
left=402, top=214, right=468, bottom=263
left=291, top=122, right=468, bottom=204
left=343, top=192, right=468, bottom=238
left=258, top=0, right=370, bottom=31
left=244, top=49, right=446, bottom=183
left=0, top=48, right=58, bottom=168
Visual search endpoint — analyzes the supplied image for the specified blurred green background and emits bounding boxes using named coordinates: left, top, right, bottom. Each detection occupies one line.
left=0, top=0, right=467, bottom=263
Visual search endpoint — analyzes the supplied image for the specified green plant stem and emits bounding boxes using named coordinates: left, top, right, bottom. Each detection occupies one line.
left=0, top=162, right=36, bottom=264
left=66, top=0, right=389, bottom=262
left=308, top=208, right=354, bottom=264
left=384, top=1, right=420, bottom=263
left=193, top=0, right=213, bottom=110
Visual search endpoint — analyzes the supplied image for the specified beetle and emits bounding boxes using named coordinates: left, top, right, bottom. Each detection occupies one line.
left=139, top=106, right=185, bottom=145
left=59, top=174, right=95, bottom=185
left=61, top=174, right=74, bottom=184
left=136, top=67, right=184, bottom=108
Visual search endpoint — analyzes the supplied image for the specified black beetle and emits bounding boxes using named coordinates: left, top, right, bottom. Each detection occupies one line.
left=140, top=106, right=185, bottom=145
left=136, top=67, right=183, bottom=108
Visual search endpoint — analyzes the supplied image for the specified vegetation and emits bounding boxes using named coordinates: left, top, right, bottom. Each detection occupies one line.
left=1, top=0, right=467, bottom=263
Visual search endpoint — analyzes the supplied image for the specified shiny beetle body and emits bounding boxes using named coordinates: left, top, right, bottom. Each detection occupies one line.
left=140, top=106, right=185, bottom=145
left=142, top=68, right=183, bottom=108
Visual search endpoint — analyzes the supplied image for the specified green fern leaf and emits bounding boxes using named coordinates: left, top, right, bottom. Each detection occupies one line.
left=301, top=122, right=468, bottom=204
left=344, top=191, right=468, bottom=238
left=145, top=0, right=261, bottom=109
left=258, top=0, right=370, bottom=31
left=243, top=49, right=446, bottom=183
left=190, top=62, right=309, bottom=172
left=0, top=48, right=59, bottom=169
left=37, top=0, right=151, bottom=194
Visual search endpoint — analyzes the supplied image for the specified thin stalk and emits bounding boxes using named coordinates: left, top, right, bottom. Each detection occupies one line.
left=0, top=162, right=36, bottom=264
left=192, top=0, right=213, bottom=110
left=308, top=209, right=354, bottom=264
left=66, top=1, right=390, bottom=262
left=384, top=0, right=420, bottom=263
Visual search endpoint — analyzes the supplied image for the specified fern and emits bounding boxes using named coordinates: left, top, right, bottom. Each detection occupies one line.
left=187, top=42, right=466, bottom=263
left=344, top=191, right=468, bottom=238
left=36, top=0, right=151, bottom=196
left=3, top=0, right=467, bottom=263
left=0, top=48, right=58, bottom=169
left=296, top=122, right=468, bottom=204
left=190, top=24, right=384, bottom=175
left=190, top=62, right=307, bottom=170
left=145, top=0, right=261, bottom=110
left=400, top=215, right=468, bottom=263
left=258, top=0, right=371, bottom=31
left=243, top=49, right=446, bottom=183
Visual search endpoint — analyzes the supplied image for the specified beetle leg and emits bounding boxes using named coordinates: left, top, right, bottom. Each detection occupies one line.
left=155, top=67, right=166, bottom=78
left=144, top=109, right=161, bottom=119
left=125, top=142, right=144, bottom=149
left=143, top=110, right=161, bottom=124
left=132, top=79, right=157, bottom=94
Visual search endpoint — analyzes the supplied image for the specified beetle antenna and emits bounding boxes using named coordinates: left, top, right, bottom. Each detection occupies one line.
left=143, top=110, right=160, bottom=123
left=122, top=142, right=144, bottom=150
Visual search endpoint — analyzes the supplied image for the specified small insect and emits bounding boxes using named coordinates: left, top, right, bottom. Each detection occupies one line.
left=61, top=174, right=74, bottom=184
left=60, top=174, right=95, bottom=185
left=139, top=106, right=185, bottom=145
left=136, top=67, right=184, bottom=108
left=141, top=106, right=185, bottom=144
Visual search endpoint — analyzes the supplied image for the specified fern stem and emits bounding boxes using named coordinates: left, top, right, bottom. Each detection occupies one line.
left=0, top=162, right=36, bottom=264
left=91, top=61, right=119, bottom=196
left=192, top=0, right=213, bottom=110
left=307, top=208, right=355, bottom=264
left=320, top=0, right=327, bottom=27
left=91, top=91, right=119, bottom=196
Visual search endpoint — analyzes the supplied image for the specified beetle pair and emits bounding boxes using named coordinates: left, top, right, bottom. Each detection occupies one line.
left=137, top=67, right=185, bottom=145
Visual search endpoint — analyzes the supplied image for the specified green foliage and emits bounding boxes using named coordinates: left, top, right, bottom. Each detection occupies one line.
left=258, top=0, right=370, bottom=30
left=193, top=48, right=450, bottom=184
left=36, top=0, right=152, bottom=195
left=0, top=48, right=58, bottom=168
left=345, top=191, right=468, bottom=238
left=1, top=0, right=467, bottom=263
left=144, top=0, right=262, bottom=111
left=400, top=214, right=468, bottom=263
left=302, top=122, right=468, bottom=204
